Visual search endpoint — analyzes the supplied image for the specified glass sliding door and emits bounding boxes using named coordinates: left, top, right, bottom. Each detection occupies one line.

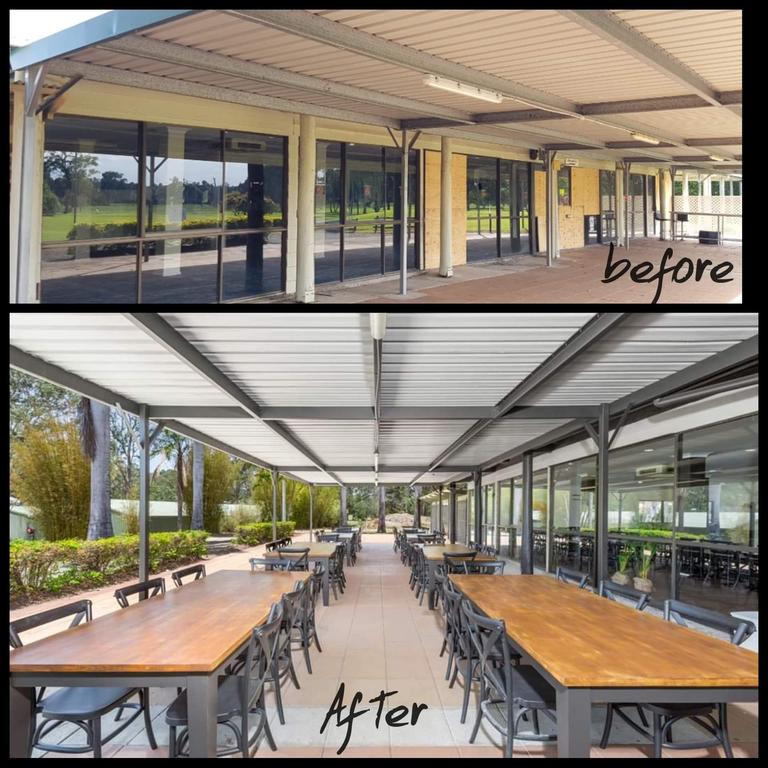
left=599, top=169, right=616, bottom=244
left=482, top=484, right=496, bottom=548
left=532, top=470, right=549, bottom=569
left=500, top=160, right=531, bottom=256
left=647, top=175, right=657, bottom=237
left=466, top=156, right=498, bottom=262
left=629, top=173, right=646, bottom=238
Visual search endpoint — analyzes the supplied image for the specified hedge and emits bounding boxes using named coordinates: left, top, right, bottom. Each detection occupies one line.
left=233, top=521, right=296, bottom=546
left=9, top=531, right=208, bottom=603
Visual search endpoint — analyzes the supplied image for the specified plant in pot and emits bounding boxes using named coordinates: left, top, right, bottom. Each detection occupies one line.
left=611, top=545, right=633, bottom=586
left=633, top=544, right=657, bottom=593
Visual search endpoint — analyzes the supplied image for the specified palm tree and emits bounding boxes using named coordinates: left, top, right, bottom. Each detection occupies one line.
left=78, top=398, right=113, bottom=540
left=192, top=440, right=204, bottom=530
left=377, top=485, right=386, bottom=533
left=157, top=432, right=188, bottom=531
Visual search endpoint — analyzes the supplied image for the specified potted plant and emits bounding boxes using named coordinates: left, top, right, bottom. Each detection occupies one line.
left=633, top=544, right=657, bottom=593
left=611, top=545, right=633, bottom=586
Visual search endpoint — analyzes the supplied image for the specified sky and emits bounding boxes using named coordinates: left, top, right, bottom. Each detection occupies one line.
left=10, top=9, right=110, bottom=46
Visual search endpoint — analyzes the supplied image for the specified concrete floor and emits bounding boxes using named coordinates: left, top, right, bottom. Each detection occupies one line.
left=307, top=239, right=742, bottom=304
left=13, top=534, right=758, bottom=758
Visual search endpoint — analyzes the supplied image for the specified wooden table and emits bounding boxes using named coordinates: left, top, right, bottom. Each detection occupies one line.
left=9, top=570, right=307, bottom=758
left=264, top=542, right=338, bottom=606
left=418, top=544, right=494, bottom=610
left=451, top=575, right=759, bottom=758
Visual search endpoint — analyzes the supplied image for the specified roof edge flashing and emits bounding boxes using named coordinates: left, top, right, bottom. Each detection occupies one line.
left=10, top=10, right=198, bottom=71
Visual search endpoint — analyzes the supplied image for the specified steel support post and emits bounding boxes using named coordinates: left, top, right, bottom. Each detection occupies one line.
left=449, top=483, right=457, bottom=544
left=595, top=403, right=610, bottom=588
left=624, top=164, right=631, bottom=250
left=138, top=405, right=151, bottom=585
left=400, top=127, right=408, bottom=295
left=438, top=484, right=444, bottom=532
left=309, top=484, right=314, bottom=542
left=271, top=469, right=278, bottom=540
left=473, top=471, right=483, bottom=545
left=281, top=478, right=287, bottom=522
left=520, top=452, right=534, bottom=574
left=615, top=161, right=625, bottom=247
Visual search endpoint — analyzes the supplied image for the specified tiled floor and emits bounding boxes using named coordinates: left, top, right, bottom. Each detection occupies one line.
left=15, top=534, right=758, bottom=758
left=303, top=239, right=742, bottom=304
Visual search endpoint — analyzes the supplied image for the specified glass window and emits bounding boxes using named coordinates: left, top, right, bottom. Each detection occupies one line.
left=223, top=132, right=285, bottom=229
left=41, top=243, right=138, bottom=303
left=557, top=166, right=571, bottom=206
left=466, top=156, right=498, bottom=261
left=316, top=141, right=342, bottom=225
left=676, top=415, right=757, bottom=611
left=43, top=116, right=140, bottom=242
left=711, top=180, right=720, bottom=196
left=144, top=125, right=222, bottom=234
left=140, top=236, right=219, bottom=303
left=674, top=180, right=683, bottom=195
left=551, top=457, right=596, bottom=576
left=532, top=470, right=549, bottom=568
left=342, top=226, right=382, bottom=281
left=608, top=437, right=675, bottom=604
left=222, top=231, right=283, bottom=300
left=498, top=480, right=513, bottom=559
left=314, top=228, right=342, bottom=285
left=688, top=179, right=700, bottom=196
left=456, top=491, right=468, bottom=545
left=346, top=144, right=384, bottom=223
left=732, top=180, right=741, bottom=196
left=483, top=484, right=496, bottom=548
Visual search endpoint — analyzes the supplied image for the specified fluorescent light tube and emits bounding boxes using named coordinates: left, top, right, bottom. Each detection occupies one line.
left=631, top=132, right=661, bottom=145
left=709, top=154, right=726, bottom=162
left=424, top=74, right=503, bottom=103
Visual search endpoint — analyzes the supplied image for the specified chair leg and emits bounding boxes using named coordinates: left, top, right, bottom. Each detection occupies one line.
left=91, top=718, right=102, bottom=759
left=263, top=712, right=278, bottom=751
left=114, top=705, right=125, bottom=721
left=652, top=713, right=662, bottom=759
left=460, top=659, right=472, bottom=724
left=168, top=725, right=176, bottom=759
left=272, top=661, right=286, bottom=725
left=313, top=626, right=322, bottom=654
left=637, top=704, right=649, bottom=728
left=303, top=638, right=313, bottom=674
left=531, top=708, right=540, bottom=735
left=449, top=657, right=459, bottom=688
left=719, top=703, right=734, bottom=759
left=599, top=704, right=614, bottom=749
left=469, top=684, right=484, bottom=744
left=439, top=637, right=447, bottom=658
left=288, top=654, right=301, bottom=690
left=140, top=688, right=158, bottom=750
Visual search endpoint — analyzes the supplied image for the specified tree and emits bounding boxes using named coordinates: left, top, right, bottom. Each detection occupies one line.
left=44, top=151, right=99, bottom=219
left=79, top=398, right=114, bottom=540
left=251, top=469, right=277, bottom=520
left=11, top=419, right=90, bottom=540
left=192, top=440, right=204, bottom=530
left=110, top=410, right=141, bottom=499
left=154, top=431, right=189, bottom=530
left=99, top=170, right=129, bottom=190
left=182, top=447, right=236, bottom=534
left=9, top=369, right=78, bottom=443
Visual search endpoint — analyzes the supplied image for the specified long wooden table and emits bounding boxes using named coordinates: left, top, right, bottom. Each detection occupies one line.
left=9, top=570, right=307, bottom=758
left=451, top=575, right=759, bottom=758
left=418, top=544, right=494, bottom=610
left=263, top=542, right=338, bottom=606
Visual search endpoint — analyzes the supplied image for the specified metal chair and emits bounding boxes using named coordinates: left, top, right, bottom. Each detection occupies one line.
left=599, top=599, right=756, bottom=758
left=266, top=589, right=303, bottom=725
left=114, top=577, right=166, bottom=608
left=274, top=547, right=310, bottom=572
left=444, top=551, right=478, bottom=574
left=249, top=557, right=274, bottom=572
left=166, top=602, right=283, bottom=757
left=10, top=599, right=157, bottom=758
left=392, top=527, right=400, bottom=552
left=318, top=532, right=340, bottom=543
left=171, top=563, right=206, bottom=587
left=465, top=560, right=506, bottom=575
left=290, top=574, right=322, bottom=673
left=598, top=579, right=650, bottom=611
left=555, top=566, right=589, bottom=589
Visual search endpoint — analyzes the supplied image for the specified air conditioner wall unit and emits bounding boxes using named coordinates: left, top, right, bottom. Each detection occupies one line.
left=635, top=465, right=674, bottom=478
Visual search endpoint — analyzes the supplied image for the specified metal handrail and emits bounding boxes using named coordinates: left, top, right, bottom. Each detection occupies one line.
left=671, top=211, right=742, bottom=244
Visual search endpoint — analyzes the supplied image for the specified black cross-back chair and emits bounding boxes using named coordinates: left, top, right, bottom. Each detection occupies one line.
left=464, top=560, right=506, bottom=575
left=274, top=547, right=310, bottom=572
left=171, top=563, right=206, bottom=587
left=598, top=578, right=650, bottom=611
left=10, top=599, right=157, bottom=758
left=114, top=577, right=166, bottom=608
left=555, top=565, right=590, bottom=589
left=599, top=599, right=756, bottom=758
left=166, top=601, right=283, bottom=758
left=444, top=551, right=478, bottom=574
left=266, top=588, right=304, bottom=725
left=290, top=574, right=323, bottom=673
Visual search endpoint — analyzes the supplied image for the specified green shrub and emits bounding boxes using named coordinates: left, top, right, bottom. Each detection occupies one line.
left=181, top=448, right=236, bottom=534
left=9, top=531, right=209, bottom=602
left=233, top=521, right=296, bottom=546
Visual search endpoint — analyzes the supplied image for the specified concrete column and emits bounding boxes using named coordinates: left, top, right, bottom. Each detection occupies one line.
left=596, top=404, right=609, bottom=589
left=339, top=485, right=347, bottom=526
left=378, top=485, right=386, bottom=533
left=614, top=163, right=625, bottom=248
left=473, top=471, right=483, bottom=545
left=439, top=136, right=453, bottom=277
left=399, top=128, right=408, bottom=295
left=295, top=114, right=316, bottom=303
left=284, top=116, right=300, bottom=295
left=623, top=165, right=631, bottom=249
left=659, top=169, right=672, bottom=241
left=494, top=480, right=501, bottom=554
left=16, top=109, right=44, bottom=302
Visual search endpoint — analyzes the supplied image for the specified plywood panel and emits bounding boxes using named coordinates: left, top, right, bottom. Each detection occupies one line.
left=553, top=164, right=601, bottom=250
left=424, top=150, right=467, bottom=269
left=534, top=170, right=547, bottom=253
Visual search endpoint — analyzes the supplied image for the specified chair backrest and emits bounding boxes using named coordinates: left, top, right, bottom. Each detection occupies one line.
left=171, top=563, right=206, bottom=587
left=10, top=599, right=92, bottom=649
left=282, top=581, right=308, bottom=632
left=239, top=601, right=284, bottom=715
left=277, top=547, right=310, bottom=571
left=465, top=560, right=506, bottom=575
left=114, top=577, right=166, bottom=608
left=664, top=599, right=756, bottom=646
left=318, top=532, right=340, bottom=542
left=555, top=566, right=589, bottom=589
left=598, top=579, right=649, bottom=611
left=337, top=526, right=353, bottom=532
left=443, top=551, right=478, bottom=573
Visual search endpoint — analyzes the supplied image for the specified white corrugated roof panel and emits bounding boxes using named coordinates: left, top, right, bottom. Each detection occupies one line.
left=280, top=421, right=375, bottom=466
left=379, top=420, right=477, bottom=467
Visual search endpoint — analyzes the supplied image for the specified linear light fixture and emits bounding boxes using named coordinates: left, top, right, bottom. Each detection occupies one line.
left=631, top=132, right=661, bottom=145
left=709, top=154, right=727, bottom=162
left=424, top=74, right=503, bottom=103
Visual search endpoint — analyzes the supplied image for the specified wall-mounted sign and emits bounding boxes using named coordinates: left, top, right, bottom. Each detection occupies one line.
left=563, top=158, right=579, bottom=167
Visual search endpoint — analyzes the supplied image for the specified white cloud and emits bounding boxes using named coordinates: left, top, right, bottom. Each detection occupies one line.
left=10, top=9, right=111, bottom=47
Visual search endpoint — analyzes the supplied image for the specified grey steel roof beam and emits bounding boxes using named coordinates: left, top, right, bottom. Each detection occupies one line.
left=606, top=141, right=675, bottom=149
left=580, top=94, right=719, bottom=115
left=124, top=313, right=343, bottom=485
left=685, top=138, right=742, bottom=147
left=277, top=465, right=478, bottom=473
left=474, top=110, right=571, bottom=124
left=148, top=406, right=249, bottom=419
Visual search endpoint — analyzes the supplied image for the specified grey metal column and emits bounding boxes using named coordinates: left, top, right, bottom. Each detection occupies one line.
left=413, top=485, right=421, bottom=528
left=520, top=452, right=534, bottom=574
left=192, top=440, right=204, bottom=530
left=544, top=150, right=558, bottom=266
left=400, top=127, right=408, bottom=295
left=615, top=161, right=625, bottom=247
left=308, top=483, right=314, bottom=542
left=439, top=136, right=453, bottom=277
left=138, top=404, right=150, bottom=584
left=449, top=482, right=457, bottom=544
left=438, top=484, right=444, bottom=532
left=281, top=477, right=287, bottom=522
left=270, top=469, right=278, bottom=540
left=624, top=163, right=631, bottom=250
left=473, top=471, right=483, bottom=545
left=339, top=485, right=347, bottom=526
left=295, top=113, right=316, bottom=303
left=595, top=403, right=610, bottom=589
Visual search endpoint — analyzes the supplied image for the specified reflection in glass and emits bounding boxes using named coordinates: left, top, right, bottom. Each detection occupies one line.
left=224, top=132, right=285, bottom=229
left=342, top=226, right=382, bottom=280
left=551, top=457, right=597, bottom=576
left=600, top=170, right=616, bottom=243
left=466, top=156, right=498, bottom=262
left=140, top=237, right=218, bottom=303
left=383, top=222, right=416, bottom=274
left=629, top=173, right=645, bottom=237
left=41, top=243, right=137, bottom=303
left=43, top=117, right=139, bottom=242
left=532, top=470, right=549, bottom=569
left=456, top=491, right=468, bottom=545
left=315, top=228, right=341, bottom=284
left=144, top=125, right=222, bottom=234
left=500, top=160, right=530, bottom=256
left=316, top=141, right=341, bottom=225
left=222, top=232, right=283, bottom=299
left=483, top=484, right=496, bottom=548
left=346, top=144, right=384, bottom=222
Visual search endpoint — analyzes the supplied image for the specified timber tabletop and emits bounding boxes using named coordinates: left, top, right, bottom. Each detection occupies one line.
left=263, top=542, right=337, bottom=558
left=421, top=544, right=494, bottom=561
left=451, top=575, right=759, bottom=689
left=10, top=570, right=307, bottom=675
